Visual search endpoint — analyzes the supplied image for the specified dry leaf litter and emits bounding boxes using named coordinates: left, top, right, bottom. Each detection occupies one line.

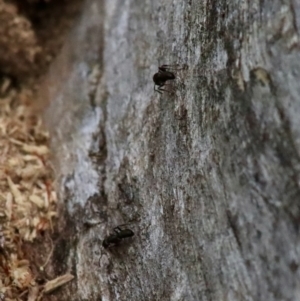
left=0, top=82, right=58, bottom=300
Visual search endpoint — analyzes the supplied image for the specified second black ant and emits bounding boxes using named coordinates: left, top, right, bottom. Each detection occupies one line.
left=102, top=225, right=134, bottom=249
left=153, top=64, right=183, bottom=94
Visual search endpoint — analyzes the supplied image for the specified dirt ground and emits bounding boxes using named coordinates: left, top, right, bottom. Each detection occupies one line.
left=0, top=0, right=83, bottom=300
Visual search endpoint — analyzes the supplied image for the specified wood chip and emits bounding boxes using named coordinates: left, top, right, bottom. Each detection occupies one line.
left=0, top=85, right=56, bottom=299
left=22, top=145, right=49, bottom=156
left=44, top=274, right=74, bottom=294
left=29, top=195, right=45, bottom=209
left=7, top=176, right=23, bottom=204
left=27, top=285, right=39, bottom=301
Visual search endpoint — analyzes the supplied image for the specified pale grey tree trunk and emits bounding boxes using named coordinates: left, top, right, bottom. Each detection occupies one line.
left=43, top=0, right=300, bottom=300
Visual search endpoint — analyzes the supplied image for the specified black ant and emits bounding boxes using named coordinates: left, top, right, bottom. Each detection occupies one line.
left=102, top=225, right=134, bottom=248
left=153, top=64, right=181, bottom=94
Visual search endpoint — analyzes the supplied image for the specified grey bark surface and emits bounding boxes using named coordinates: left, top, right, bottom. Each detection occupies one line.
left=44, top=0, right=300, bottom=300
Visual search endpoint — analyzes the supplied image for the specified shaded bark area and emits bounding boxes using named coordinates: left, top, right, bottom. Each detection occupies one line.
left=44, top=0, right=300, bottom=300
left=0, top=0, right=84, bottom=81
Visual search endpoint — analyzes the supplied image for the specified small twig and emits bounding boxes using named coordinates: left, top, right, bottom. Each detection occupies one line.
left=44, top=274, right=74, bottom=294
left=39, top=234, right=53, bottom=272
left=37, top=274, right=74, bottom=301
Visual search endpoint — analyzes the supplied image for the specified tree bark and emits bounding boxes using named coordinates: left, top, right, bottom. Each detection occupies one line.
left=43, top=0, right=300, bottom=300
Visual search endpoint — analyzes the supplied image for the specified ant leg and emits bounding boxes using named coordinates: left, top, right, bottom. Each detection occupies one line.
left=154, top=84, right=164, bottom=94
left=160, top=64, right=183, bottom=71
left=158, top=66, right=167, bottom=73
left=116, top=223, right=132, bottom=228
left=158, top=87, right=171, bottom=93
left=158, top=83, right=175, bottom=93
left=113, top=223, right=132, bottom=232
left=154, top=83, right=174, bottom=94
left=154, top=84, right=163, bottom=94
left=114, top=226, right=122, bottom=233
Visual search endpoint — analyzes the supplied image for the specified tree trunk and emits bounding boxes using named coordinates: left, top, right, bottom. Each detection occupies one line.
left=43, top=0, right=300, bottom=300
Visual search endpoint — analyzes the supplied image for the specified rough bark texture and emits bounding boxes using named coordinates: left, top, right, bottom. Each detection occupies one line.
left=43, top=0, right=300, bottom=300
